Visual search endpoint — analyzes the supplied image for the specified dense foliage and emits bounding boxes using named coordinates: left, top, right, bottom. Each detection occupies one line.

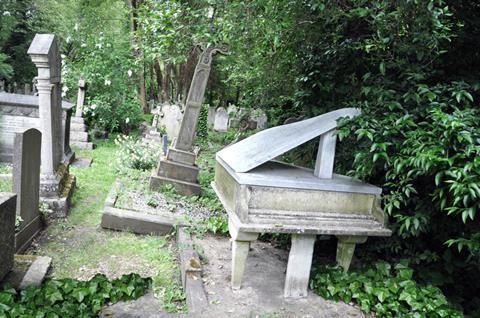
left=311, top=262, right=462, bottom=317
left=0, top=273, right=151, bottom=317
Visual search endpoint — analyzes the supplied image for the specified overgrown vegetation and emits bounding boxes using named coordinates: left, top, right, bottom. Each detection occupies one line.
left=311, top=262, right=462, bottom=318
left=0, top=273, right=150, bottom=317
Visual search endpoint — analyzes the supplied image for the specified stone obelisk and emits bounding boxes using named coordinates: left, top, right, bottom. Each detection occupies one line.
left=150, top=45, right=227, bottom=195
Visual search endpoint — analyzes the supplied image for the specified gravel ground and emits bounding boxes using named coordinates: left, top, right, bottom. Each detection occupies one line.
left=115, top=183, right=213, bottom=220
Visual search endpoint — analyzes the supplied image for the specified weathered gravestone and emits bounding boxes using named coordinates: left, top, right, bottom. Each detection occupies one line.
left=150, top=45, right=228, bottom=195
left=158, top=104, right=183, bottom=140
left=251, top=109, right=268, bottom=130
left=212, top=108, right=392, bottom=298
left=213, top=107, right=228, bottom=132
left=70, top=76, right=94, bottom=150
left=13, top=128, right=41, bottom=253
left=207, top=106, right=216, bottom=128
left=227, top=104, right=238, bottom=116
left=0, top=193, right=17, bottom=281
left=27, top=34, right=76, bottom=217
left=0, top=92, right=74, bottom=163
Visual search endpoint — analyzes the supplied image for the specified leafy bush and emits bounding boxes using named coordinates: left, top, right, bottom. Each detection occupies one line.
left=310, top=262, right=463, bottom=318
left=114, top=135, right=161, bottom=174
left=0, top=273, right=151, bottom=317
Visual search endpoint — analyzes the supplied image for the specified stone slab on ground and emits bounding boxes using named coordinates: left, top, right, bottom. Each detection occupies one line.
left=2, top=255, right=52, bottom=289
left=71, top=157, right=93, bottom=168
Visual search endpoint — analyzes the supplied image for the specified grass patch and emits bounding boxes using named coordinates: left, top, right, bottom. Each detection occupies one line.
left=33, top=138, right=185, bottom=312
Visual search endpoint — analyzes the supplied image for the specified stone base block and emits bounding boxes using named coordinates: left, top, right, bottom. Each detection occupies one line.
left=166, top=148, right=196, bottom=165
left=71, top=141, right=95, bottom=150
left=71, top=116, right=85, bottom=125
left=101, top=206, right=178, bottom=235
left=2, top=255, right=52, bottom=290
left=71, top=123, right=87, bottom=131
left=41, top=174, right=76, bottom=218
left=150, top=174, right=201, bottom=196
left=157, top=159, right=199, bottom=184
left=70, top=131, right=89, bottom=142
left=15, top=216, right=42, bottom=253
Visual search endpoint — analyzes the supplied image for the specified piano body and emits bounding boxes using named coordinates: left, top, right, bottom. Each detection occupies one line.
left=212, top=108, right=391, bottom=298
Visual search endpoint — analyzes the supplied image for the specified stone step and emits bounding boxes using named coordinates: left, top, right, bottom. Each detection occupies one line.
left=70, top=117, right=85, bottom=125
left=70, top=131, right=89, bottom=142
left=71, top=141, right=95, bottom=150
left=70, top=123, right=87, bottom=131
left=157, top=159, right=199, bottom=184
left=150, top=174, right=201, bottom=196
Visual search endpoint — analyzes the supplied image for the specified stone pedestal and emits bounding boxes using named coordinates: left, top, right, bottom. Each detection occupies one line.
left=28, top=33, right=76, bottom=217
left=70, top=116, right=94, bottom=150
left=150, top=148, right=201, bottom=195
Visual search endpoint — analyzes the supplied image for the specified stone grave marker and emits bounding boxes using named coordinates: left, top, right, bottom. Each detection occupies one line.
left=13, top=128, right=41, bottom=253
left=150, top=44, right=228, bottom=195
left=251, top=109, right=268, bottom=130
left=0, top=193, right=17, bottom=281
left=214, top=107, right=228, bottom=132
left=207, top=106, right=216, bottom=128
left=70, top=76, right=94, bottom=150
left=227, top=104, right=238, bottom=116
left=28, top=33, right=76, bottom=217
left=212, top=108, right=391, bottom=298
left=158, top=104, right=183, bottom=139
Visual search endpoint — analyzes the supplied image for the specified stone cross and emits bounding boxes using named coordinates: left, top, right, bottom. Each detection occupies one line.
left=214, top=107, right=228, bottom=132
left=74, top=76, right=87, bottom=117
left=27, top=34, right=63, bottom=183
left=174, top=44, right=228, bottom=151
left=13, top=128, right=41, bottom=253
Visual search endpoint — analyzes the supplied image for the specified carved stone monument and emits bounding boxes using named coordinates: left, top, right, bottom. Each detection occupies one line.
left=150, top=45, right=227, bottom=195
left=27, top=34, right=76, bottom=217
left=212, top=108, right=391, bottom=298
left=13, top=128, right=42, bottom=253
left=214, top=107, right=228, bottom=132
left=0, top=193, right=16, bottom=281
left=70, top=76, right=94, bottom=150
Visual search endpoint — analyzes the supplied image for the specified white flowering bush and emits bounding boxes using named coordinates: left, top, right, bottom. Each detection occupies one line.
left=114, top=135, right=160, bottom=174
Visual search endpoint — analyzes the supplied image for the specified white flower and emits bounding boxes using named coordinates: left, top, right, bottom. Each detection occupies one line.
left=62, top=85, right=68, bottom=92
left=66, top=36, right=71, bottom=43
left=91, top=104, right=97, bottom=110
left=125, top=117, right=130, bottom=124
left=81, top=42, right=87, bottom=47
left=104, top=79, right=111, bottom=86
left=3, top=11, right=11, bottom=16
left=95, top=43, right=103, bottom=49
left=74, top=23, right=79, bottom=31
left=127, top=70, right=133, bottom=77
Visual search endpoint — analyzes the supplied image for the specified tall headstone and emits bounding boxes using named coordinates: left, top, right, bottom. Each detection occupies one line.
left=0, top=193, right=16, bottom=281
left=158, top=104, right=183, bottom=139
left=0, top=80, right=5, bottom=92
left=28, top=34, right=76, bottom=217
left=214, top=107, right=228, bottom=132
left=150, top=45, right=228, bottom=195
left=13, top=128, right=41, bottom=253
left=70, top=77, right=94, bottom=150
left=207, top=106, right=216, bottom=128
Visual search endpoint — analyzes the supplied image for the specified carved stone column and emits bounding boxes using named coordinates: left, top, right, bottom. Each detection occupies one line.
left=150, top=45, right=228, bottom=195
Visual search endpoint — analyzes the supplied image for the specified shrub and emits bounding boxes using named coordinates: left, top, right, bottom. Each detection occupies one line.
left=310, top=262, right=463, bottom=317
left=114, top=135, right=161, bottom=174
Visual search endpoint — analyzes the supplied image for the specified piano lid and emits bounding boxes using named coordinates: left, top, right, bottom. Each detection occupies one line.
left=217, top=108, right=360, bottom=173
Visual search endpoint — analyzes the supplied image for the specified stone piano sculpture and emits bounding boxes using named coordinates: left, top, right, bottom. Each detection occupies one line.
left=212, top=108, right=391, bottom=298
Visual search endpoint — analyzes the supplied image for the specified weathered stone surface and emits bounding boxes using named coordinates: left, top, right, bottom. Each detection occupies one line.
left=251, top=109, right=268, bottom=130
left=213, top=108, right=391, bottom=299
left=213, top=107, right=228, bottom=132
left=13, top=128, right=41, bottom=253
left=158, top=104, right=183, bottom=139
left=207, top=107, right=216, bottom=128
left=151, top=45, right=228, bottom=196
left=18, top=256, right=52, bottom=289
left=0, top=193, right=17, bottom=282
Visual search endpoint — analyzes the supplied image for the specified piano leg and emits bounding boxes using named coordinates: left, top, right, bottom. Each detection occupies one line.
left=335, top=235, right=368, bottom=271
left=284, top=234, right=316, bottom=298
left=231, top=240, right=251, bottom=290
